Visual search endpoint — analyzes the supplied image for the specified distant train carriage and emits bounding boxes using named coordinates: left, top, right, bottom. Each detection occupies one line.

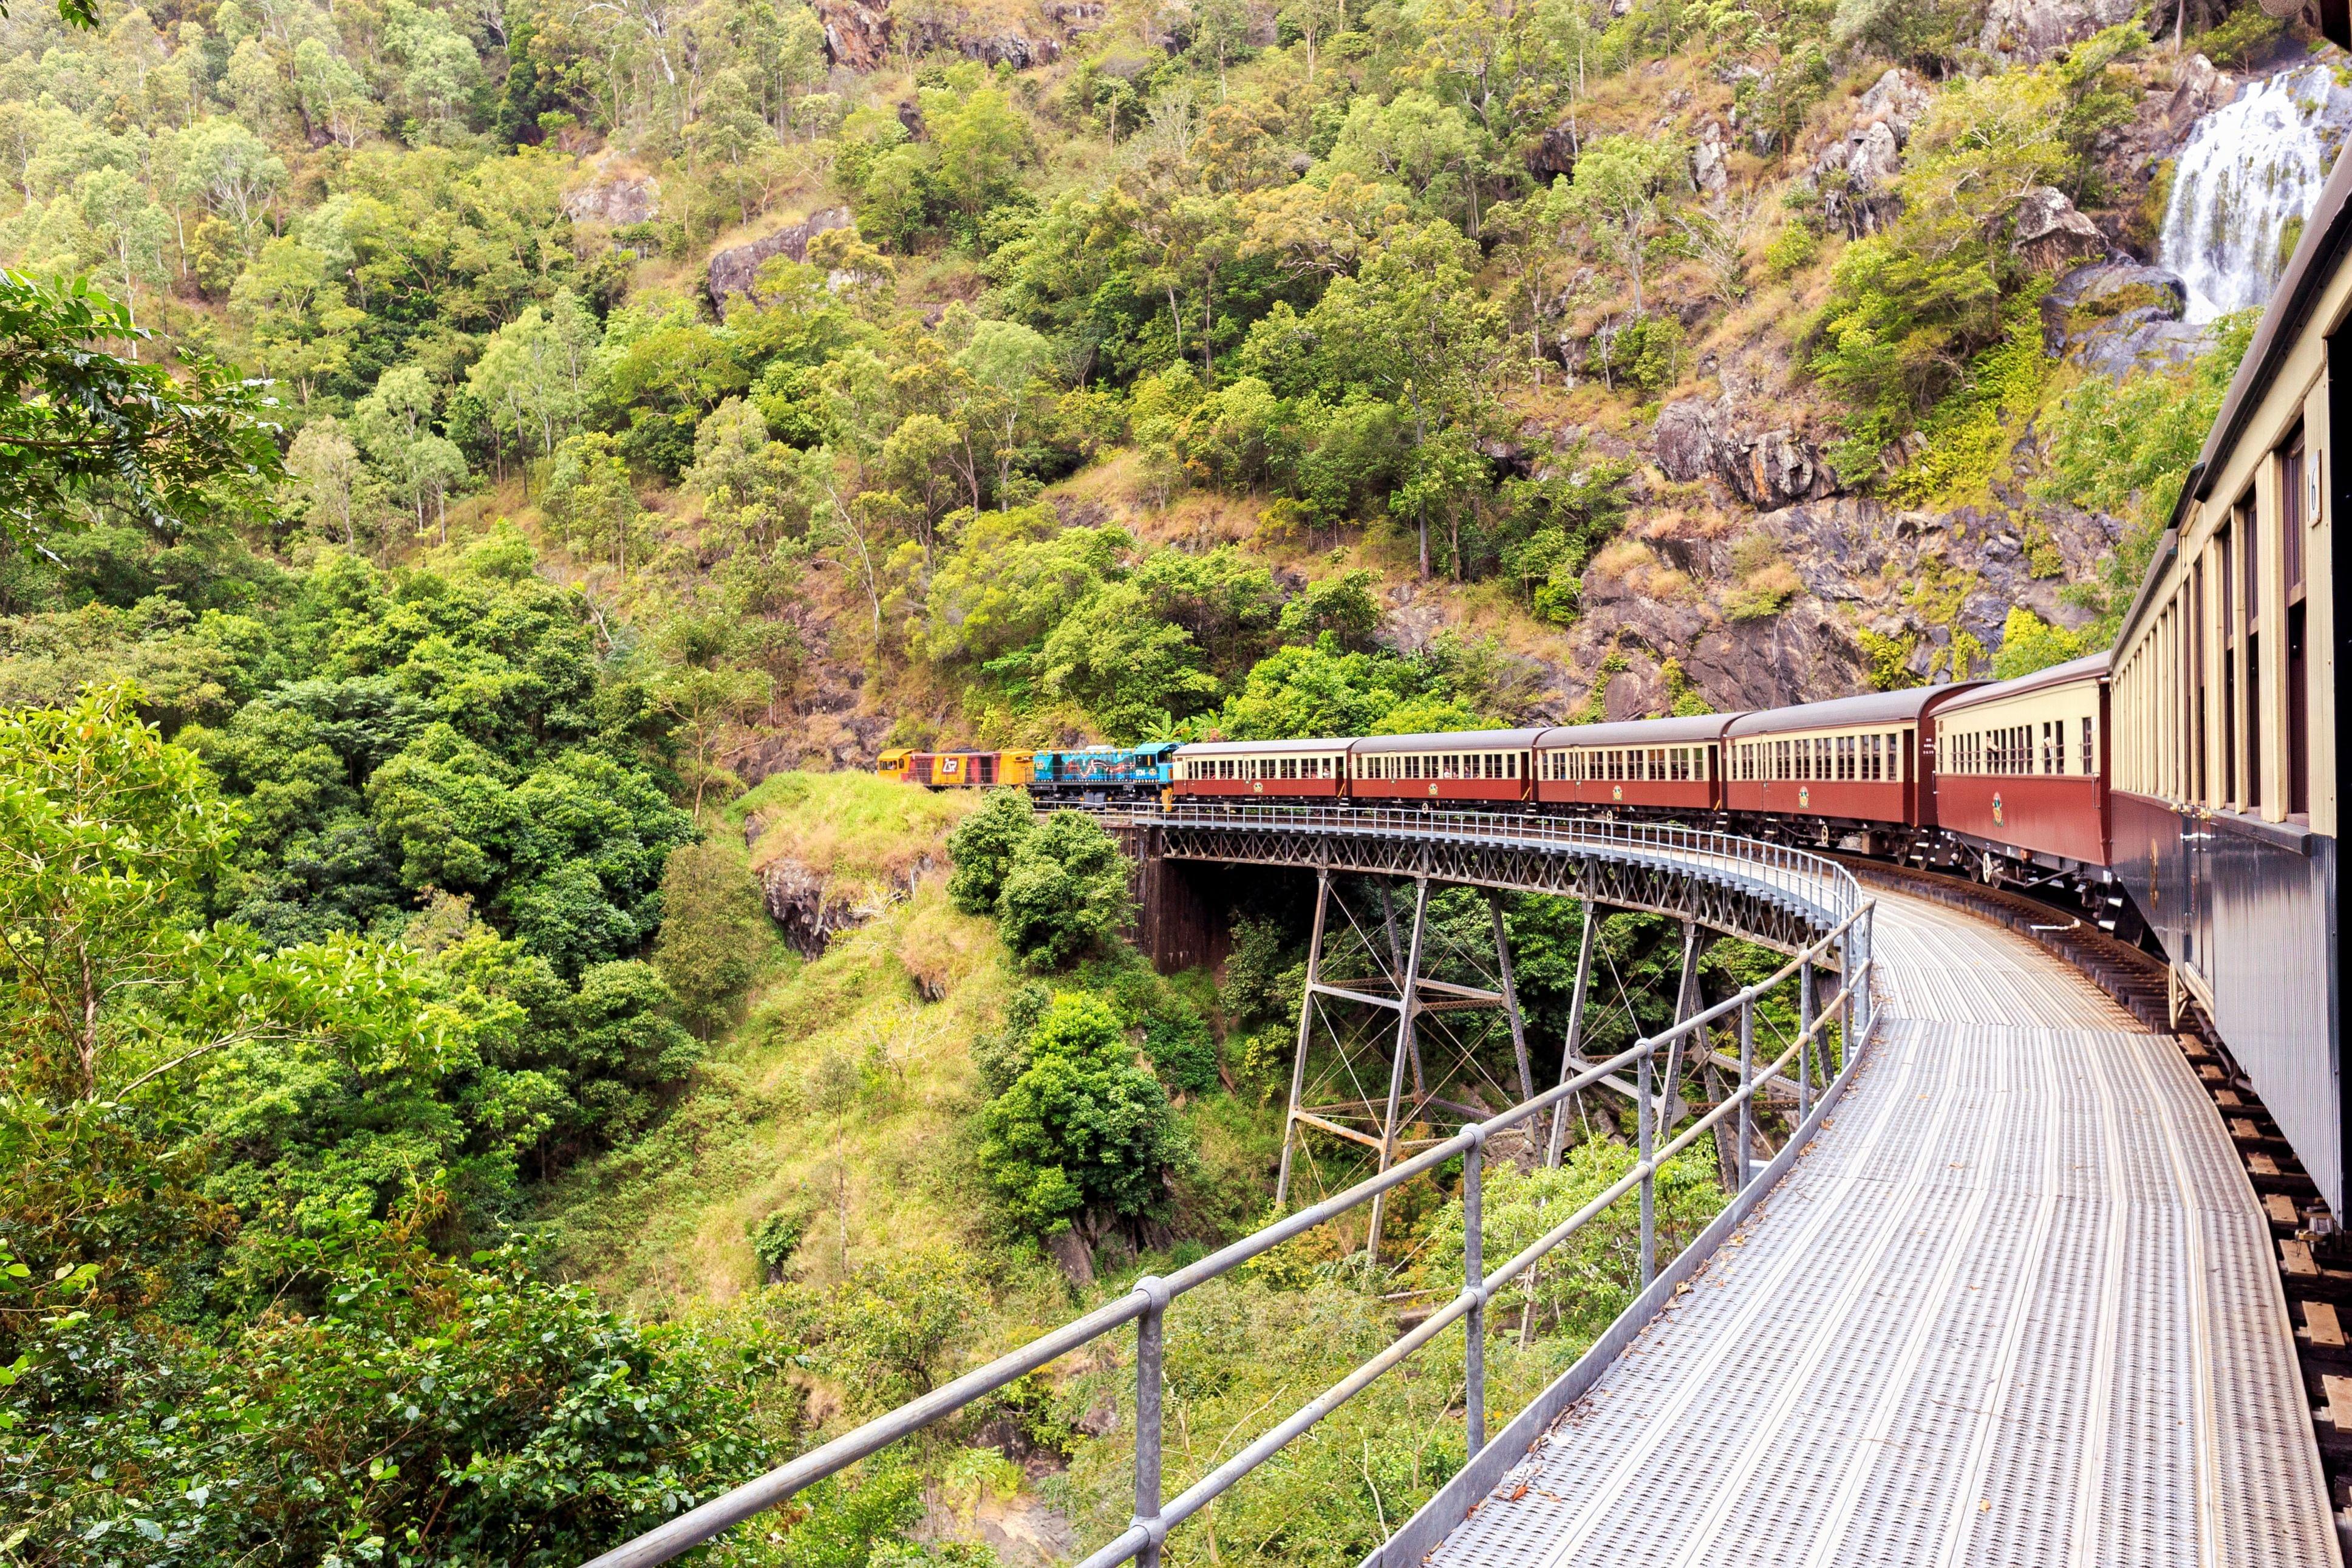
left=1173, top=738, right=1351, bottom=800
left=1533, top=714, right=1744, bottom=814
left=1348, top=730, right=1541, bottom=806
left=877, top=749, right=1034, bottom=788
left=1724, top=686, right=1982, bottom=834
left=1933, top=653, right=2112, bottom=871
left=1032, top=743, right=1179, bottom=803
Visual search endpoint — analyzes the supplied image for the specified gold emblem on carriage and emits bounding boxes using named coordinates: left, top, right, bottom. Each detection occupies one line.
left=1991, top=791, right=2004, bottom=826
left=1612, top=785, right=1623, bottom=801
left=1798, top=785, right=1810, bottom=809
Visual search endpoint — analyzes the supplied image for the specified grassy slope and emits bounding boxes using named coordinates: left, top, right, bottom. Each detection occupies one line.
left=545, top=772, right=1007, bottom=1311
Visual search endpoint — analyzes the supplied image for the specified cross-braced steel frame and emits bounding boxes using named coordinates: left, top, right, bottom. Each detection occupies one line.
left=1271, top=870, right=1539, bottom=1260
left=1134, top=805, right=1863, bottom=1254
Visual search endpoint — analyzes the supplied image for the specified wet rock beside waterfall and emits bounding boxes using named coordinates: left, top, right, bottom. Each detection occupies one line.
left=2158, top=63, right=2352, bottom=320
left=2041, top=261, right=2209, bottom=377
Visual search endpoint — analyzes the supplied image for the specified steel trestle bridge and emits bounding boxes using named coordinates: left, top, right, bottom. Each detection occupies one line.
left=583, top=808, right=2331, bottom=1568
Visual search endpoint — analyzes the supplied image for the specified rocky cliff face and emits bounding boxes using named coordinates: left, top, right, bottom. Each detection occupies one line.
left=811, top=0, right=1100, bottom=73
left=706, top=206, right=854, bottom=303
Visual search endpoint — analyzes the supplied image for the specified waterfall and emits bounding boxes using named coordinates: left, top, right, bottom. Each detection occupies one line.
left=2160, top=64, right=2352, bottom=323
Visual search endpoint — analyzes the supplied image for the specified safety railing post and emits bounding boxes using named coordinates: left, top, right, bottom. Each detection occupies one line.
left=1637, top=1048, right=1656, bottom=1288
left=1133, top=1277, right=1170, bottom=1568
left=1462, top=1130, right=1486, bottom=1456
left=1736, top=995, right=1754, bottom=1191
left=1838, top=930, right=1855, bottom=1075
left=1798, top=954, right=1815, bottom=1121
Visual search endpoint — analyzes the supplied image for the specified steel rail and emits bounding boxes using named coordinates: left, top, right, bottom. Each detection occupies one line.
left=581, top=829, right=1874, bottom=1568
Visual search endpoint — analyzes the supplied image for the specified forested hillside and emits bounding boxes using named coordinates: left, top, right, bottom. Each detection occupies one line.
left=0, top=0, right=2336, bottom=1556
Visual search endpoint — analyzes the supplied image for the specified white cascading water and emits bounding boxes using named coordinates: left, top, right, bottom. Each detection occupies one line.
left=2160, top=63, right=2352, bottom=323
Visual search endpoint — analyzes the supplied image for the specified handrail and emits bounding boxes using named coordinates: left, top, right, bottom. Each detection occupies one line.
left=581, top=831, right=1876, bottom=1568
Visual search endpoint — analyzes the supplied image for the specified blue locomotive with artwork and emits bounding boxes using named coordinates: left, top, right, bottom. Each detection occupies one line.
left=1028, top=743, right=1180, bottom=802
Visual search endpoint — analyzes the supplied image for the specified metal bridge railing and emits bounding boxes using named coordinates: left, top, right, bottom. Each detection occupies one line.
left=582, top=834, right=1877, bottom=1568
left=1128, top=802, right=1861, bottom=932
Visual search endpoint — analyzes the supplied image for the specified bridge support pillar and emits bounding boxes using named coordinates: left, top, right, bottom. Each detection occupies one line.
left=1544, top=903, right=1601, bottom=1168
left=1365, top=876, right=1430, bottom=1270
left=1273, top=867, right=1332, bottom=1212
left=1125, top=834, right=1234, bottom=973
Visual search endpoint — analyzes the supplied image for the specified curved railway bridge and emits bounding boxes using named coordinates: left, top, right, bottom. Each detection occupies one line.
left=584, top=808, right=2333, bottom=1568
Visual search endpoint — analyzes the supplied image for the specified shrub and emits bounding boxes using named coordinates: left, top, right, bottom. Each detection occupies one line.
left=1145, top=1009, right=1219, bottom=1096
left=1857, top=627, right=1921, bottom=690
left=995, top=811, right=1133, bottom=972
left=1989, top=605, right=2096, bottom=679
left=653, top=838, right=771, bottom=1035
left=946, top=788, right=1038, bottom=916
left=977, top=993, right=1182, bottom=1238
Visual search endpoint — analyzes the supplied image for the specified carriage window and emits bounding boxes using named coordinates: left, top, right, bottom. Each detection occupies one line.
left=2081, top=717, right=2095, bottom=776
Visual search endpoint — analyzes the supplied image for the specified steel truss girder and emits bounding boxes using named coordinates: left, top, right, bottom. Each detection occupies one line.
left=1150, top=823, right=1820, bottom=954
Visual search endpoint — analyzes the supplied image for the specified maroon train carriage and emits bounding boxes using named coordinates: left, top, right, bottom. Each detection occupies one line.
left=1532, top=714, right=1745, bottom=814
left=1931, top=652, right=2112, bottom=873
left=1171, top=738, right=1352, bottom=800
left=1723, top=684, right=1984, bottom=842
left=1348, top=729, right=1542, bottom=806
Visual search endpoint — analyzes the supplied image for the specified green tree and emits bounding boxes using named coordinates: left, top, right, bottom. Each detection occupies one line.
left=352, top=364, right=468, bottom=543
left=977, top=992, right=1181, bottom=1238
left=70, top=168, right=169, bottom=338
left=946, top=788, right=1037, bottom=916
left=285, top=415, right=370, bottom=545
left=996, top=811, right=1132, bottom=972
left=542, top=431, right=646, bottom=574
left=1560, top=134, right=1682, bottom=314
left=0, top=270, right=281, bottom=549
left=652, top=839, right=769, bottom=1036
left=1296, top=223, right=1505, bottom=577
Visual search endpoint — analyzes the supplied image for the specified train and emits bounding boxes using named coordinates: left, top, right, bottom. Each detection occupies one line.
left=879, top=669, right=2127, bottom=912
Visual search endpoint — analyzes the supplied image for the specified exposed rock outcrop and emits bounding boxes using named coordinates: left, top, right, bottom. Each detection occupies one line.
left=1526, top=121, right=1577, bottom=178
left=1652, top=398, right=1838, bottom=508
left=813, top=0, right=1072, bottom=72
left=2041, top=259, right=2209, bottom=377
left=561, top=163, right=660, bottom=225
left=706, top=206, right=854, bottom=303
left=2009, top=186, right=2108, bottom=273
left=1975, top=0, right=2141, bottom=65
left=1811, top=69, right=1930, bottom=236
left=1691, top=119, right=1729, bottom=196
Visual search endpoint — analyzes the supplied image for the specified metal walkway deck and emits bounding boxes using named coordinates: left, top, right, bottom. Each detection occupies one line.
left=1423, top=890, right=2336, bottom=1568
